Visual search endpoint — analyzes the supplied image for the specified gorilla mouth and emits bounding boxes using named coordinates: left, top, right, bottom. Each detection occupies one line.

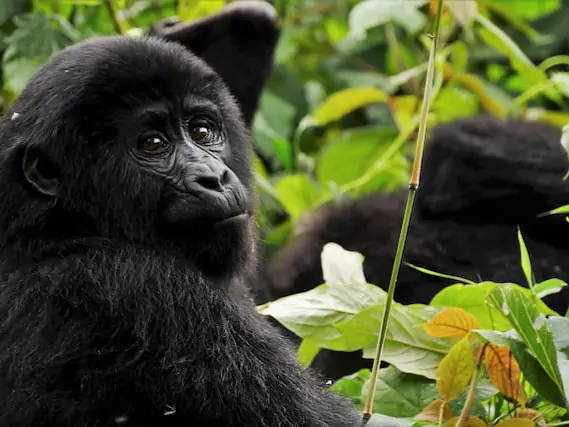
left=213, top=212, right=249, bottom=227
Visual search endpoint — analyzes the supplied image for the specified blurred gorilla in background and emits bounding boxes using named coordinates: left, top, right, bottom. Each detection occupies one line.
left=263, top=116, right=569, bottom=379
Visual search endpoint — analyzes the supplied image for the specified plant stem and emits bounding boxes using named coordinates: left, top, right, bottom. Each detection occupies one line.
left=456, top=344, right=486, bottom=427
left=104, top=0, right=123, bottom=34
left=360, top=1, right=445, bottom=424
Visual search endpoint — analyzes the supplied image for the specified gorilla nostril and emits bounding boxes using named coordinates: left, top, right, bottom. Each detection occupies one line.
left=220, top=170, right=230, bottom=186
left=196, top=174, right=224, bottom=192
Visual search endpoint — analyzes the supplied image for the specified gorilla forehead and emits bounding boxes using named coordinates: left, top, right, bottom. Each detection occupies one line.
left=16, top=36, right=230, bottom=119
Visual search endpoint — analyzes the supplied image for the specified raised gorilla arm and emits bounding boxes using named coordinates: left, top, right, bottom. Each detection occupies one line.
left=149, top=0, right=280, bottom=127
left=0, top=35, right=358, bottom=426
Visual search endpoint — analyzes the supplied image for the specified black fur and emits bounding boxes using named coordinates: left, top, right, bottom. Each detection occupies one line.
left=264, top=116, right=569, bottom=379
left=0, top=34, right=358, bottom=427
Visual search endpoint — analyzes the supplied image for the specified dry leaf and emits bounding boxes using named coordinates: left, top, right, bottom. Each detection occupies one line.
left=436, top=336, right=475, bottom=401
left=516, top=409, right=546, bottom=427
left=415, top=399, right=453, bottom=423
left=484, top=345, right=526, bottom=405
left=422, top=307, right=480, bottom=339
left=442, top=416, right=487, bottom=427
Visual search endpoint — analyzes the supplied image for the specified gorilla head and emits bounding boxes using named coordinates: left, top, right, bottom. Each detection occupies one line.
left=1, top=37, right=254, bottom=278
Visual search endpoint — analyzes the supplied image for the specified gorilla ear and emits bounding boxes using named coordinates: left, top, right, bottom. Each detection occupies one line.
left=23, top=147, right=61, bottom=197
left=148, top=1, right=280, bottom=127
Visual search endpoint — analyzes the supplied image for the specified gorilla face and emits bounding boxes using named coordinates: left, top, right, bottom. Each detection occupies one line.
left=7, top=36, right=256, bottom=275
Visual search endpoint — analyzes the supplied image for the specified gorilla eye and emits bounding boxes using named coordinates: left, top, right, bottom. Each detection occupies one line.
left=137, top=135, right=169, bottom=154
left=188, top=120, right=217, bottom=144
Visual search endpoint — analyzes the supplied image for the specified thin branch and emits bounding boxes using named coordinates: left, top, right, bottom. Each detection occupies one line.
left=360, top=1, right=445, bottom=424
left=104, top=0, right=123, bottom=35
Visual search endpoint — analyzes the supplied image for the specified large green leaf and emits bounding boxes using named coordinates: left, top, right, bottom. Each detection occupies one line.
left=311, top=87, right=388, bottom=126
left=273, top=174, right=320, bottom=221
left=257, top=282, right=386, bottom=352
left=356, top=304, right=454, bottom=379
left=317, top=126, right=400, bottom=188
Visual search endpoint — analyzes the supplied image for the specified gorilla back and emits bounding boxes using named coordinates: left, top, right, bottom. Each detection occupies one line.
left=0, top=37, right=358, bottom=426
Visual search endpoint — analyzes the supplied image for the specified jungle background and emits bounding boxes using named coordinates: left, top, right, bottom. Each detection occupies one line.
left=2, top=0, right=569, bottom=426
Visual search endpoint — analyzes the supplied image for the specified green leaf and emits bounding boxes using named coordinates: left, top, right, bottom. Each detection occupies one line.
left=178, top=0, right=224, bottom=21
left=330, top=369, right=370, bottom=405
left=406, top=263, right=476, bottom=285
left=533, top=279, right=568, bottom=300
left=257, top=282, right=386, bottom=352
left=432, top=86, right=480, bottom=122
left=475, top=14, right=559, bottom=103
left=317, top=126, right=400, bottom=188
left=517, top=228, right=534, bottom=288
left=487, top=286, right=568, bottom=407
left=346, top=304, right=454, bottom=379
left=492, top=0, right=561, bottom=20
left=274, top=174, right=320, bottom=220
left=430, top=282, right=558, bottom=330
left=297, top=339, right=321, bottom=368
left=361, top=366, right=438, bottom=418
left=311, top=87, right=388, bottom=126
left=541, top=204, right=569, bottom=217
left=5, top=13, right=77, bottom=59
left=430, top=282, right=510, bottom=330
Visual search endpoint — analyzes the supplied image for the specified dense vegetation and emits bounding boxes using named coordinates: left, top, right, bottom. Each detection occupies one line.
left=2, top=0, right=569, bottom=425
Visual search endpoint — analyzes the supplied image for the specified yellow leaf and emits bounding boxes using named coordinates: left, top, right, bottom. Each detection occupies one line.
left=436, top=336, right=475, bottom=401
left=415, top=399, right=453, bottom=423
left=312, top=87, right=388, bottom=126
left=422, top=307, right=480, bottom=338
left=442, top=416, right=488, bottom=427
left=484, top=345, right=526, bottom=405
left=495, top=419, right=534, bottom=427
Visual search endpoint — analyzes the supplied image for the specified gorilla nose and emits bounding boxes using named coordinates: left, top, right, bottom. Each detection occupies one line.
left=194, top=169, right=231, bottom=193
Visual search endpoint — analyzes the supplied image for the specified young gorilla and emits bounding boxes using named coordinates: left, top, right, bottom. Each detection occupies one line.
left=264, top=117, right=569, bottom=379
left=0, top=36, right=359, bottom=427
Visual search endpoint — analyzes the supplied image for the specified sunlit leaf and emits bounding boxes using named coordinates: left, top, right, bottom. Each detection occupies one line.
left=274, top=174, right=320, bottom=220
left=533, top=279, right=567, bottom=299
left=436, top=336, right=475, bottom=401
left=311, top=87, right=388, bottom=126
left=178, top=0, right=224, bottom=21
left=422, top=307, right=480, bottom=339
